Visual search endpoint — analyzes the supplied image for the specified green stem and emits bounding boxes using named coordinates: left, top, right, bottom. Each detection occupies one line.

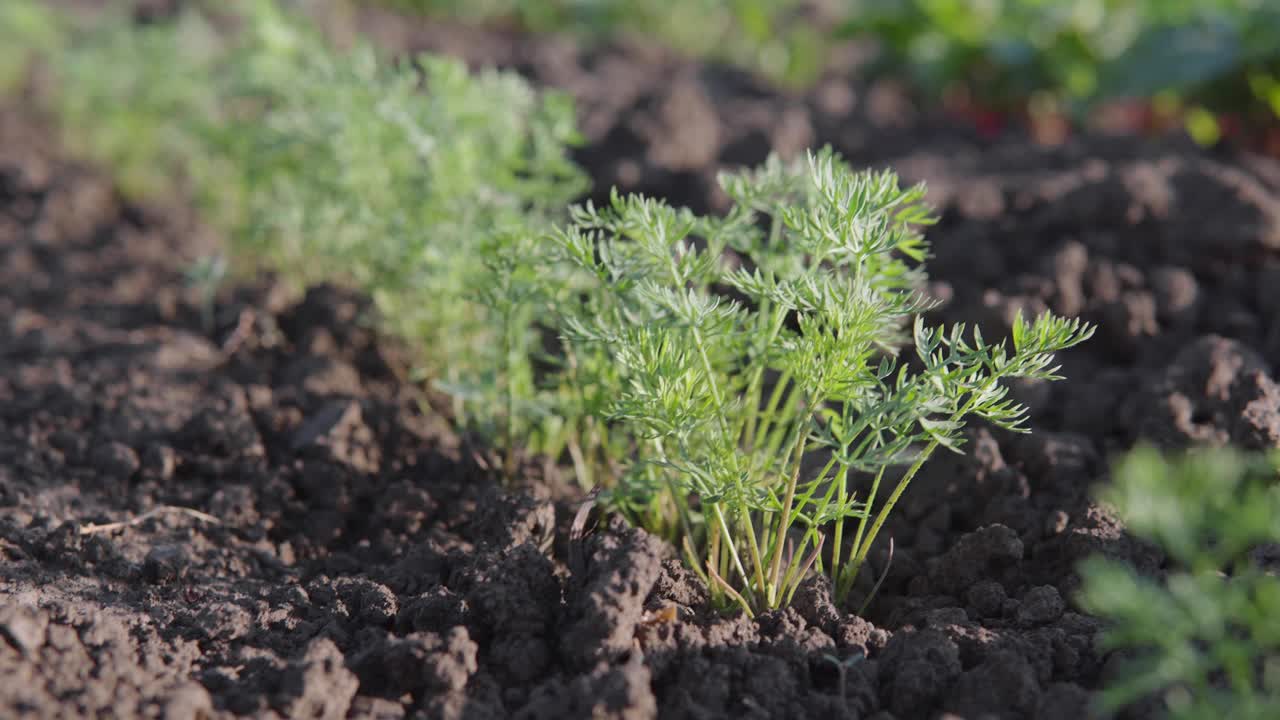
left=838, top=376, right=1000, bottom=601
left=682, top=535, right=709, bottom=586
left=840, top=464, right=885, bottom=594
left=563, top=348, right=593, bottom=490
left=760, top=389, right=803, bottom=476
left=566, top=435, right=590, bottom=490
left=503, top=304, right=517, bottom=480
left=707, top=562, right=755, bottom=618
left=665, top=253, right=730, bottom=436
left=742, top=507, right=768, bottom=606
left=708, top=519, right=722, bottom=604
left=739, top=307, right=787, bottom=450
left=754, top=369, right=794, bottom=452
left=796, top=450, right=844, bottom=577
left=767, top=427, right=809, bottom=606
left=711, top=503, right=757, bottom=607
left=829, top=457, right=852, bottom=584
left=651, top=437, right=694, bottom=545
left=843, top=440, right=937, bottom=599
left=783, top=533, right=825, bottom=607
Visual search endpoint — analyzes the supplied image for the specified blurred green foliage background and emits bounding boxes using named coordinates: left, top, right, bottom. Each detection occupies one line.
left=375, top=0, right=1280, bottom=148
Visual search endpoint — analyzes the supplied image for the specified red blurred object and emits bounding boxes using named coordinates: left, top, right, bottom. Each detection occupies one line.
left=971, top=108, right=1006, bottom=138
left=1264, top=127, right=1280, bottom=156
left=1217, top=113, right=1242, bottom=140
left=940, top=88, right=1280, bottom=159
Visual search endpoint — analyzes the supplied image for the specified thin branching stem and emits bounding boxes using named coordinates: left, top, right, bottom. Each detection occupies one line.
left=767, top=426, right=811, bottom=606
left=845, top=439, right=936, bottom=592
left=839, top=463, right=885, bottom=597
left=738, top=306, right=788, bottom=450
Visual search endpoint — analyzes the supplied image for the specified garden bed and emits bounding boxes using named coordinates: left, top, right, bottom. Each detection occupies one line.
left=3, top=7, right=1280, bottom=719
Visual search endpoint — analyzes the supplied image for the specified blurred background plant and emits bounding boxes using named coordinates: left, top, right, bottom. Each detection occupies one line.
left=842, top=0, right=1280, bottom=149
left=0, top=0, right=63, bottom=94
left=375, top=0, right=835, bottom=88
left=367, top=0, right=1280, bottom=153
left=185, top=253, right=230, bottom=333
left=1078, top=446, right=1280, bottom=719
left=1, top=0, right=590, bottom=474
left=15, top=0, right=1279, bottom=163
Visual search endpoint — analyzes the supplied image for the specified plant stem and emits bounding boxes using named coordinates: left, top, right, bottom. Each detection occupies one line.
left=742, top=506, right=769, bottom=606
left=840, top=381, right=993, bottom=601
left=708, top=563, right=754, bottom=618
left=761, top=370, right=793, bottom=431
left=843, top=439, right=937, bottom=599
left=566, top=434, right=591, bottom=490
left=711, top=503, right=757, bottom=607
left=839, top=464, right=885, bottom=597
left=503, top=303, right=517, bottom=480
left=708, top=517, right=723, bottom=605
left=652, top=437, right=694, bottom=545
left=664, top=253, right=730, bottom=436
left=755, top=377, right=800, bottom=477
left=738, top=306, right=787, bottom=450
left=783, top=533, right=826, bottom=606
left=830, top=458, right=851, bottom=584
left=563, top=348, right=593, bottom=489
left=767, top=426, right=810, bottom=607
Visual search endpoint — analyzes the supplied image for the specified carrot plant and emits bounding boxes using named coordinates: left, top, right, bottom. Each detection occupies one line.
left=0, top=0, right=63, bottom=94
left=218, top=0, right=588, bottom=468
left=9, top=0, right=589, bottom=473
left=549, top=149, right=1093, bottom=614
left=1079, top=447, right=1280, bottom=719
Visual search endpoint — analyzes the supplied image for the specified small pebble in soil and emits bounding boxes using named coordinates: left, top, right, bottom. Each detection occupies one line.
left=143, top=544, right=189, bottom=584
left=162, top=682, right=214, bottom=720
left=141, top=443, right=177, bottom=481
left=1044, top=510, right=1070, bottom=536
left=90, top=440, right=141, bottom=481
left=49, top=430, right=88, bottom=464
left=965, top=581, right=1007, bottom=619
left=1150, top=265, right=1199, bottom=325
left=1036, top=682, right=1093, bottom=720
left=0, top=604, right=49, bottom=655
left=1016, top=586, right=1065, bottom=625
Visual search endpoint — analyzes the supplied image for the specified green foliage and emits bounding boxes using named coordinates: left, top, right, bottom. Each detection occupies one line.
left=1079, top=447, right=1280, bottom=719
left=53, top=7, right=232, bottom=207
left=185, top=254, right=229, bottom=333
left=217, top=1, right=588, bottom=466
left=549, top=149, right=1093, bottom=613
left=0, top=0, right=64, bottom=94
left=375, top=0, right=828, bottom=88
left=6, top=0, right=589, bottom=467
left=378, top=0, right=1280, bottom=129
left=844, top=0, right=1280, bottom=134
left=5, top=1, right=1094, bottom=617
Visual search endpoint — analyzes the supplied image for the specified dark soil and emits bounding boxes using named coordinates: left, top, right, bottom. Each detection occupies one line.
left=5, top=6, right=1280, bottom=719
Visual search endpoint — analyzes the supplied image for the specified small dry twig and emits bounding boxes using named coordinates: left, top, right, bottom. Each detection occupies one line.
left=568, top=490, right=600, bottom=578
left=78, top=505, right=221, bottom=535
left=219, top=307, right=255, bottom=355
